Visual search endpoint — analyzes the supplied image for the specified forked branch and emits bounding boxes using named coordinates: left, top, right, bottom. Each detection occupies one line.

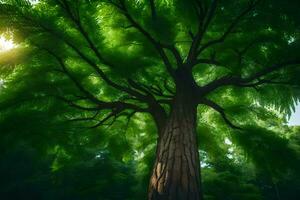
left=186, top=0, right=218, bottom=65
left=197, top=0, right=260, bottom=55
left=107, top=0, right=181, bottom=76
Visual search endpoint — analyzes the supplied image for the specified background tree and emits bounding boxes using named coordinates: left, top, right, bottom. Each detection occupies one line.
left=0, top=0, right=300, bottom=199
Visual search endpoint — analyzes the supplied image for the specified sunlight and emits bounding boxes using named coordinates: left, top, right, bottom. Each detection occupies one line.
left=29, top=0, right=39, bottom=5
left=0, top=79, right=4, bottom=88
left=224, top=137, right=232, bottom=145
left=0, top=36, right=15, bottom=52
left=289, top=103, right=300, bottom=126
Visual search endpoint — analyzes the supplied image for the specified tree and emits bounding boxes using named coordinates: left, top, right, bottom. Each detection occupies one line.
left=0, top=0, right=300, bottom=199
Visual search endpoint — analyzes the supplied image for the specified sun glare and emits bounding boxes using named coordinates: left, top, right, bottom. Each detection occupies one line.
left=0, top=36, right=16, bottom=52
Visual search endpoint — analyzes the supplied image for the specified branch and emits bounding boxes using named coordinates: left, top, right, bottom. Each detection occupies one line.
left=244, top=59, right=300, bottom=83
left=37, top=18, right=153, bottom=103
left=128, top=79, right=174, bottom=98
left=55, top=93, right=148, bottom=114
left=44, top=48, right=104, bottom=105
left=127, top=79, right=153, bottom=96
left=194, top=0, right=207, bottom=20
left=200, top=98, right=242, bottom=130
left=33, top=1, right=159, bottom=106
left=199, top=75, right=241, bottom=95
left=36, top=18, right=169, bottom=129
left=127, top=79, right=172, bottom=105
left=55, top=95, right=101, bottom=111
left=199, top=59, right=300, bottom=95
left=54, top=0, right=175, bottom=112
left=3, top=0, right=170, bottom=130
left=230, top=38, right=272, bottom=67
left=149, top=0, right=156, bottom=19
left=46, top=44, right=165, bottom=107
left=195, top=52, right=231, bottom=70
left=124, top=110, right=137, bottom=129
left=126, top=79, right=173, bottom=105
left=198, top=0, right=260, bottom=55
left=237, top=79, right=293, bottom=89
left=55, top=0, right=118, bottom=69
left=69, top=111, right=100, bottom=122
left=161, top=43, right=183, bottom=66
left=186, top=0, right=218, bottom=65
left=89, top=109, right=122, bottom=128
left=108, top=0, right=178, bottom=77
left=89, top=107, right=141, bottom=129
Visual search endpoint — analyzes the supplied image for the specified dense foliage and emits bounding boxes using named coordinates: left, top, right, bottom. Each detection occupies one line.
left=0, top=0, right=300, bottom=199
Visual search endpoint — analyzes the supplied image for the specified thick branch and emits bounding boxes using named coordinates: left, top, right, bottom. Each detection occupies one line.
left=127, top=79, right=169, bottom=129
left=38, top=22, right=169, bottom=129
left=52, top=1, right=175, bottom=118
left=199, top=59, right=300, bottom=95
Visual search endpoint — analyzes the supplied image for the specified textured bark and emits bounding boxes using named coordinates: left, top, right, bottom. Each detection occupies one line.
left=148, top=95, right=202, bottom=200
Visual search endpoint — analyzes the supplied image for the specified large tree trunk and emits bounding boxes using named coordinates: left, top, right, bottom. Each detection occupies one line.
left=148, top=95, right=203, bottom=200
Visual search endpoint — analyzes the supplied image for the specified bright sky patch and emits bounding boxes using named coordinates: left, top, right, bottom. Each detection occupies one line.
left=289, top=103, right=300, bottom=126
left=0, top=36, right=15, bottom=52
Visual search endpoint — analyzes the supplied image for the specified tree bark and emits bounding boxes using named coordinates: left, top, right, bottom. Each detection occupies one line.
left=148, top=94, right=203, bottom=200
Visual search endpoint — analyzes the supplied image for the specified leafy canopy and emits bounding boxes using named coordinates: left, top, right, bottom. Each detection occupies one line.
left=0, top=0, right=300, bottom=199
